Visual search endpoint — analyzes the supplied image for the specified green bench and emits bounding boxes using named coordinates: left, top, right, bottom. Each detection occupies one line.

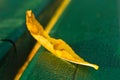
left=1, top=0, right=120, bottom=80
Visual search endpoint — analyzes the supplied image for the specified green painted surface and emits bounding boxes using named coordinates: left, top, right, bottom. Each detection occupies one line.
left=0, top=0, right=52, bottom=79
left=0, top=42, right=12, bottom=60
left=50, top=0, right=120, bottom=80
left=51, top=0, right=120, bottom=67
left=0, top=0, right=50, bottom=60
left=20, top=47, right=77, bottom=80
left=20, top=0, right=120, bottom=80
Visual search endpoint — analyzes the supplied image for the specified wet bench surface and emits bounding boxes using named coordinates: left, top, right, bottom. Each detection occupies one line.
left=20, top=0, right=120, bottom=80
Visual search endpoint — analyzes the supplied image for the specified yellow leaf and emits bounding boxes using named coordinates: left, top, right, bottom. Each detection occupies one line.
left=26, top=10, right=99, bottom=70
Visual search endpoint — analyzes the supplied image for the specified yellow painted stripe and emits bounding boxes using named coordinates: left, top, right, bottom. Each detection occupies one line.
left=45, top=0, right=71, bottom=33
left=14, top=42, right=41, bottom=80
left=14, top=0, right=70, bottom=80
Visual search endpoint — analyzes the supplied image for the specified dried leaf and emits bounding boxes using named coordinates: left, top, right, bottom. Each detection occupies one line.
left=26, top=10, right=99, bottom=70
